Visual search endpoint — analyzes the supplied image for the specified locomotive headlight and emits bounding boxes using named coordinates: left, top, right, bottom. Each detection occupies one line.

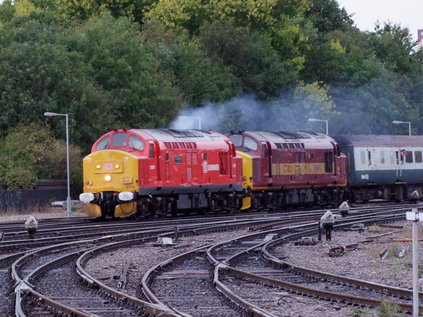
left=104, top=175, right=112, bottom=182
left=96, top=165, right=101, bottom=169
left=79, top=193, right=94, bottom=203
left=119, top=192, right=134, bottom=201
left=115, top=164, right=120, bottom=169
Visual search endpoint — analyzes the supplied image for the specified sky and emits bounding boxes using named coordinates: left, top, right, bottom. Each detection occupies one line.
left=336, top=0, right=422, bottom=41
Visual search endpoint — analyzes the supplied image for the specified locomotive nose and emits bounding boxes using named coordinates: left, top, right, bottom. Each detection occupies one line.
left=80, top=150, right=139, bottom=218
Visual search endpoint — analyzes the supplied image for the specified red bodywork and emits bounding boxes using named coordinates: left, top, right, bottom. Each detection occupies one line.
left=92, top=129, right=243, bottom=193
left=229, top=131, right=347, bottom=189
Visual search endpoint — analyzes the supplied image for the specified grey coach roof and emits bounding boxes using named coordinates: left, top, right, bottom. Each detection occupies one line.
left=333, top=135, right=423, bottom=147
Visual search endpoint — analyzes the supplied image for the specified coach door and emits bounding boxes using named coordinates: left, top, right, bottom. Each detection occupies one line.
left=394, top=149, right=405, bottom=178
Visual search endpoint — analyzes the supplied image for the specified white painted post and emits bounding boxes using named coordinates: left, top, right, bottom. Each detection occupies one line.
left=406, top=208, right=421, bottom=317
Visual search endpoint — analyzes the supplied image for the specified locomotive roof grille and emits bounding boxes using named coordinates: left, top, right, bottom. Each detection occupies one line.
left=274, top=131, right=308, bottom=139
left=162, top=129, right=205, bottom=138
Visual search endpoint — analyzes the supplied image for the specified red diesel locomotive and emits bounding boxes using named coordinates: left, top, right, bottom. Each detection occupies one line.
left=228, top=131, right=348, bottom=210
left=79, top=129, right=244, bottom=218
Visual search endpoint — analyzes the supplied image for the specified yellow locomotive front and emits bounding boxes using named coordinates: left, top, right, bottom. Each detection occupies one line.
left=79, top=149, right=139, bottom=218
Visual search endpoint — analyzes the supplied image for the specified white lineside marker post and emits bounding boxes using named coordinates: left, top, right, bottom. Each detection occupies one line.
left=406, top=208, right=422, bottom=317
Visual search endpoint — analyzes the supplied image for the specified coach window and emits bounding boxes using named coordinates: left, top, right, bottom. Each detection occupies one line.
left=367, top=151, right=372, bottom=166
left=129, top=135, right=144, bottom=151
left=380, top=151, right=385, bottom=164
left=112, top=133, right=127, bottom=146
left=175, top=156, right=182, bottom=164
left=360, top=151, right=365, bottom=165
left=244, top=137, right=258, bottom=151
left=96, top=136, right=110, bottom=150
left=390, top=151, right=395, bottom=164
left=415, top=151, right=422, bottom=163
left=405, top=151, right=413, bottom=163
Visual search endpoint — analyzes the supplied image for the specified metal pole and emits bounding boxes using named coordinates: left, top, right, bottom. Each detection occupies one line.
left=65, top=114, right=71, bottom=217
left=325, top=120, right=329, bottom=135
left=409, top=122, right=412, bottom=136
left=412, top=219, right=419, bottom=317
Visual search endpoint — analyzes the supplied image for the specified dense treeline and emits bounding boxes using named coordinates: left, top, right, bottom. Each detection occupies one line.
left=0, top=0, right=422, bottom=190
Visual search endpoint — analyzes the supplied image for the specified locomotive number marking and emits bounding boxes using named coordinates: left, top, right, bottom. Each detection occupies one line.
left=208, top=164, right=220, bottom=171
left=103, top=163, right=113, bottom=170
left=149, top=165, right=156, bottom=170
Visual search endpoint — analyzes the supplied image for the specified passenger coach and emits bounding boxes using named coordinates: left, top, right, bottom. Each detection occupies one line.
left=333, top=135, right=423, bottom=201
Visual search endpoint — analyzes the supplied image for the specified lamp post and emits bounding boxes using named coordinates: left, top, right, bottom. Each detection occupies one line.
left=392, top=120, right=411, bottom=136
left=44, top=112, right=71, bottom=217
left=179, top=116, right=202, bottom=129
left=308, top=118, right=329, bottom=135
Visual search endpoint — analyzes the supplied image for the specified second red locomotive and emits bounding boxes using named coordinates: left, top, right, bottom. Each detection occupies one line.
left=228, top=131, right=347, bottom=210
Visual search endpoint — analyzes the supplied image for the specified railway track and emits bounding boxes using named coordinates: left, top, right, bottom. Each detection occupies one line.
left=0, top=203, right=420, bottom=316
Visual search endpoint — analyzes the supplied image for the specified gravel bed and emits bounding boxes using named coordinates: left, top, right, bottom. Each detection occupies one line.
left=84, top=222, right=421, bottom=316
left=273, top=221, right=421, bottom=291
left=84, top=229, right=248, bottom=298
left=223, top=273, right=379, bottom=317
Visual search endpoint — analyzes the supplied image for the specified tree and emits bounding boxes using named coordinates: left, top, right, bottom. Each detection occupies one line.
left=199, top=20, right=296, bottom=99
left=0, top=0, right=15, bottom=25
left=370, top=22, right=417, bottom=74
left=0, top=124, right=82, bottom=190
left=70, top=12, right=183, bottom=130
left=305, top=0, right=353, bottom=34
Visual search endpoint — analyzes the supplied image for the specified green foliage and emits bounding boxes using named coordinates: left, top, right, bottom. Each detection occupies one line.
left=0, top=0, right=15, bottom=25
left=305, top=0, right=353, bottom=33
left=0, top=0, right=421, bottom=190
left=69, top=12, right=182, bottom=130
left=199, top=20, right=296, bottom=99
left=0, top=124, right=82, bottom=190
left=146, top=37, right=240, bottom=106
left=370, top=22, right=417, bottom=74
left=378, top=301, right=403, bottom=317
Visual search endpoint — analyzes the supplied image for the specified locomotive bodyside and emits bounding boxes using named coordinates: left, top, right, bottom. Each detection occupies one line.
left=333, top=135, right=423, bottom=201
left=80, top=129, right=244, bottom=218
left=229, top=131, right=347, bottom=209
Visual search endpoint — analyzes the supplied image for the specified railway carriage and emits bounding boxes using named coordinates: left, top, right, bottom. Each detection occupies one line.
left=332, top=135, right=423, bottom=201
left=228, top=131, right=348, bottom=210
left=79, top=129, right=243, bottom=218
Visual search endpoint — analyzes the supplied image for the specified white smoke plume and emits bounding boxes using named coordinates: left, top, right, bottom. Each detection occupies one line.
left=169, top=94, right=319, bottom=133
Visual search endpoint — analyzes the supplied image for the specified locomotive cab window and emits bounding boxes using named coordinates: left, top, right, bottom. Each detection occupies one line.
left=129, top=135, right=144, bottom=151
left=112, top=133, right=127, bottom=146
left=229, top=134, right=243, bottom=147
left=96, top=136, right=110, bottom=150
left=243, top=137, right=258, bottom=151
